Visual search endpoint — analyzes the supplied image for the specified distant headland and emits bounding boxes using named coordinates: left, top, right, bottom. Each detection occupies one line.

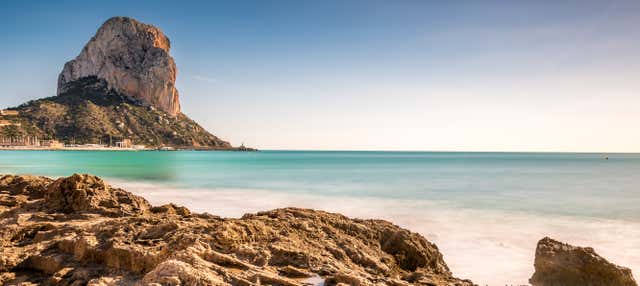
left=0, top=17, right=253, bottom=151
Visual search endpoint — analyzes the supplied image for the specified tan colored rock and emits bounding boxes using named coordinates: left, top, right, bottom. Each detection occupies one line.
left=530, top=237, right=637, bottom=286
left=44, top=173, right=150, bottom=216
left=58, top=16, right=181, bottom=116
left=143, top=259, right=227, bottom=286
left=21, top=253, right=66, bottom=275
left=279, top=265, right=314, bottom=278
left=150, top=203, right=191, bottom=217
left=0, top=174, right=51, bottom=199
left=0, top=174, right=474, bottom=286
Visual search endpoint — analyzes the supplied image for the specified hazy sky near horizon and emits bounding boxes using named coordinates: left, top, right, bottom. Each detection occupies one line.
left=1, top=0, right=639, bottom=152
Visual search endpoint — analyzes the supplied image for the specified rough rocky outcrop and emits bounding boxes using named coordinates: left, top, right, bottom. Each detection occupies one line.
left=530, top=237, right=637, bottom=286
left=58, top=17, right=180, bottom=116
left=0, top=174, right=474, bottom=286
left=43, top=174, right=150, bottom=216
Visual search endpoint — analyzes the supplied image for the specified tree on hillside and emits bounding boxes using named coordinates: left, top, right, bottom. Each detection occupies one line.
left=1, top=125, right=23, bottom=142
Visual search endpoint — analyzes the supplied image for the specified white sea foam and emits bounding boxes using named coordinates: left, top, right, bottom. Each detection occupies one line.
left=111, top=179, right=640, bottom=286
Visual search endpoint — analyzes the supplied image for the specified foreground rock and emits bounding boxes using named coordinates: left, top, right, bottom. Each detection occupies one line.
left=58, top=16, right=180, bottom=116
left=530, top=237, right=637, bottom=286
left=0, top=174, right=473, bottom=286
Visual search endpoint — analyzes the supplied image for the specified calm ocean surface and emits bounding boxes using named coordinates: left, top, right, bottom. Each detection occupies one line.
left=1, top=150, right=639, bottom=284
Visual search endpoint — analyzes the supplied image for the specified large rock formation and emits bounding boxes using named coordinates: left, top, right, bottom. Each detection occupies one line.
left=530, top=237, right=637, bottom=286
left=4, top=17, right=248, bottom=149
left=0, top=174, right=474, bottom=286
left=58, top=17, right=180, bottom=116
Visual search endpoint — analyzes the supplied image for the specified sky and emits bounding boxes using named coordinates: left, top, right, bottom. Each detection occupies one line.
left=1, top=0, right=639, bottom=152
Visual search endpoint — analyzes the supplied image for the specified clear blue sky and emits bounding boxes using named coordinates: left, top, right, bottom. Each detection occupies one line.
left=1, top=0, right=639, bottom=151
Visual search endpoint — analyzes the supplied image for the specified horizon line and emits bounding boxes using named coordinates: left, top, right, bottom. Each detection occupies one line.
left=256, top=149, right=638, bottom=154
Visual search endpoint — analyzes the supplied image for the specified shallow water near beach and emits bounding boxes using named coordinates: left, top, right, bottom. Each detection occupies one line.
left=1, top=150, right=639, bottom=285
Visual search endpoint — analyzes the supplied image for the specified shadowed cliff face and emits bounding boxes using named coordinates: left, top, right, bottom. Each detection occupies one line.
left=58, top=16, right=180, bottom=116
left=0, top=174, right=474, bottom=286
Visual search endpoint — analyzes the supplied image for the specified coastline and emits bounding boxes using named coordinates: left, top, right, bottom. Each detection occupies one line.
left=0, top=147, right=145, bottom=151
left=0, top=173, right=474, bottom=286
left=0, top=146, right=257, bottom=151
left=112, top=178, right=640, bottom=285
left=1, top=173, right=637, bottom=285
left=1, top=151, right=639, bottom=285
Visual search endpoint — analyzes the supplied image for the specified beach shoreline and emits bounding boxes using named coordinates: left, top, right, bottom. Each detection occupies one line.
left=0, top=146, right=256, bottom=151
left=0, top=146, right=145, bottom=151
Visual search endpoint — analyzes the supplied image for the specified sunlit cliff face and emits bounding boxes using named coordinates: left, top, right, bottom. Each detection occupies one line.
left=57, top=16, right=181, bottom=117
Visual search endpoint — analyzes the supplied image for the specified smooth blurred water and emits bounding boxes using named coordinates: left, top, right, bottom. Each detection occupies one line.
left=1, top=150, right=638, bottom=220
left=1, top=150, right=639, bottom=285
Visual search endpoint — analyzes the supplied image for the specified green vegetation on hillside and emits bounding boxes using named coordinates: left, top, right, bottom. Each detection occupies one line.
left=4, top=77, right=235, bottom=149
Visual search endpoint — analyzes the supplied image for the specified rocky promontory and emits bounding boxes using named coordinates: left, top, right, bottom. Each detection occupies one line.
left=1, top=17, right=248, bottom=150
left=0, top=174, right=473, bottom=286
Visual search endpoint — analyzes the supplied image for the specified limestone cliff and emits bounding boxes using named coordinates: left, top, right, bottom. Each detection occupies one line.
left=58, top=17, right=180, bottom=116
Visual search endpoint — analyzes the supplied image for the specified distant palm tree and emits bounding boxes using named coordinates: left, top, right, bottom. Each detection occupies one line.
left=1, top=125, right=22, bottom=142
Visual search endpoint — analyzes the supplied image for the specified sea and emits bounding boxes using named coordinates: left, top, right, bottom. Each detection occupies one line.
left=1, top=150, right=638, bottom=285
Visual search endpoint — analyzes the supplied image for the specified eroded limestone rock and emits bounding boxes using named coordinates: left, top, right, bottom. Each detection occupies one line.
left=43, top=174, right=150, bottom=216
left=0, top=174, right=474, bottom=286
left=530, top=237, right=637, bottom=286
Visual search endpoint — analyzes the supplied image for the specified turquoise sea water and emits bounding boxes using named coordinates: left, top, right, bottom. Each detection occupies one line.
left=2, top=150, right=638, bottom=220
left=1, top=150, right=639, bottom=284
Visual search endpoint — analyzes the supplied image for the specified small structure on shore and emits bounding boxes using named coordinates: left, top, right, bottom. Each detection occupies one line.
left=0, top=134, right=148, bottom=150
left=115, top=139, right=132, bottom=148
left=40, top=140, right=64, bottom=149
left=0, top=110, right=19, bottom=116
left=0, top=135, right=38, bottom=147
left=0, top=120, right=21, bottom=127
left=132, top=144, right=147, bottom=150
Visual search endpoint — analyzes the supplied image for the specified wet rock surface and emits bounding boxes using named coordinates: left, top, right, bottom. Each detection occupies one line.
left=530, top=237, right=637, bottom=286
left=0, top=174, right=474, bottom=286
